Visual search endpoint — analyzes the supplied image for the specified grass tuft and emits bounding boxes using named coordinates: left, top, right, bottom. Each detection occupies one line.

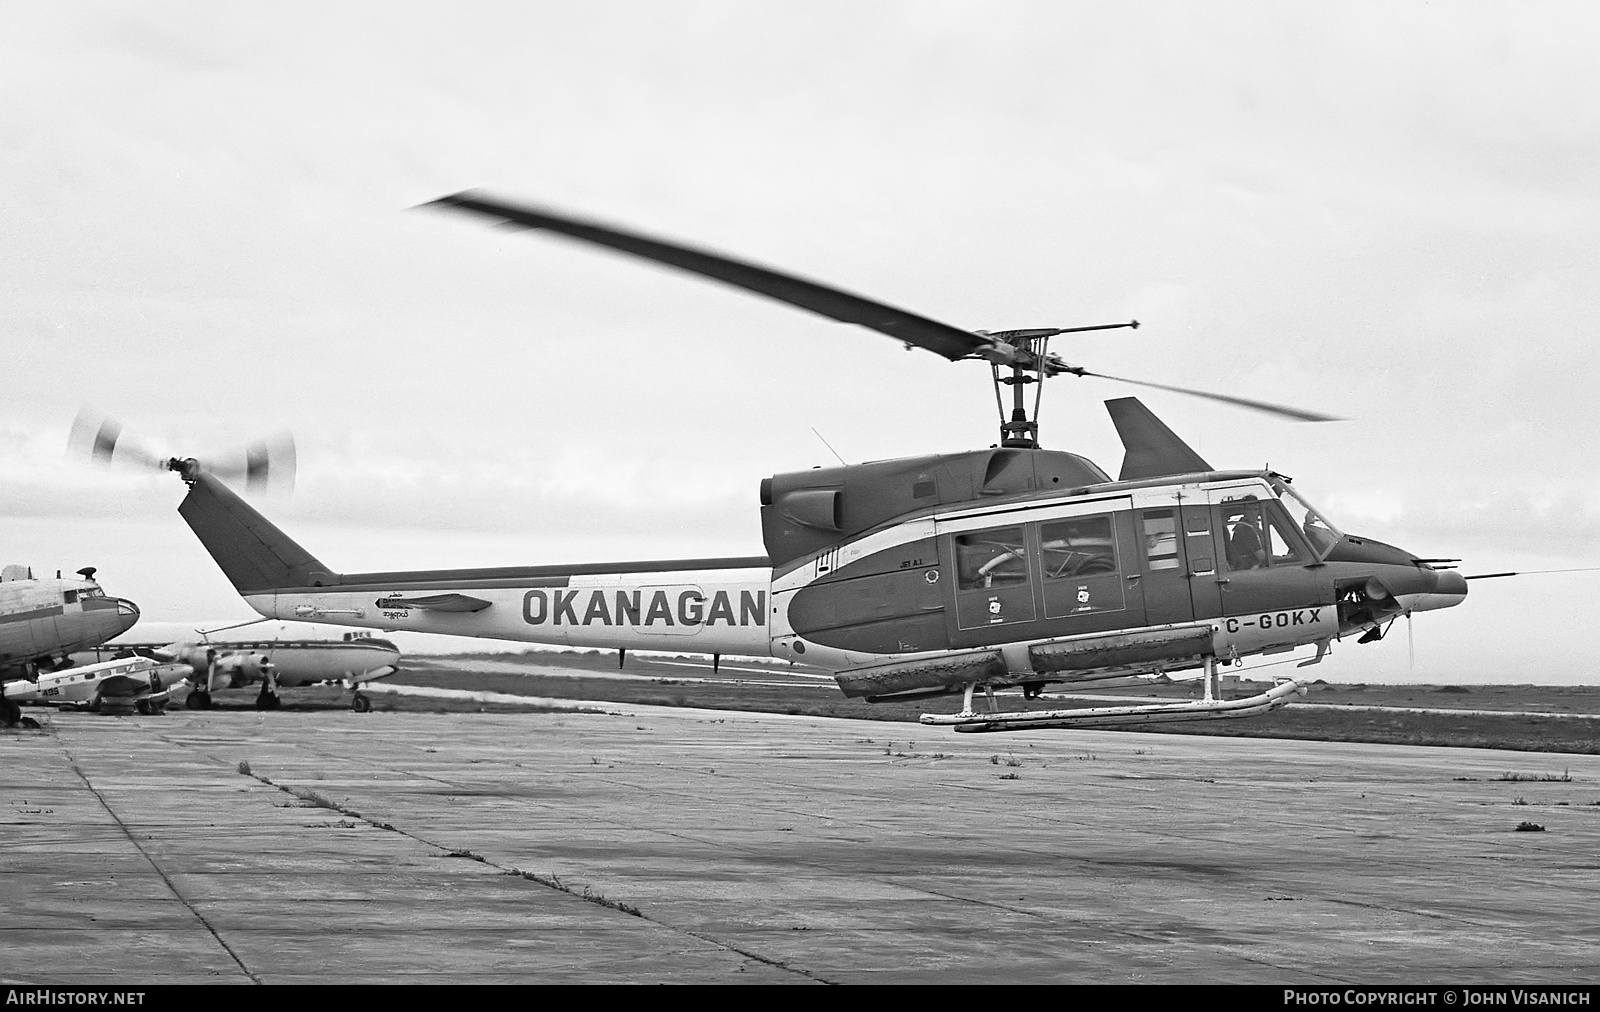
left=286, top=787, right=341, bottom=810
left=507, top=868, right=642, bottom=917
left=1495, top=769, right=1572, bottom=782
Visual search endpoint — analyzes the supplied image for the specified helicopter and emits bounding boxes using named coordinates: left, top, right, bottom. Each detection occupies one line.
left=128, top=192, right=1469, bottom=730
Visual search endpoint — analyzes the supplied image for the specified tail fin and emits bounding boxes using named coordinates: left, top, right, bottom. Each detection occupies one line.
left=1105, top=397, right=1212, bottom=480
left=177, top=474, right=337, bottom=593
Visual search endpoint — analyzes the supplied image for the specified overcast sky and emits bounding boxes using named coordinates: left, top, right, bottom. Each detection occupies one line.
left=4, top=2, right=1598, bottom=683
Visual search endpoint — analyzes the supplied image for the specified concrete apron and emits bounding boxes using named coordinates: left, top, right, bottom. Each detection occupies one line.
left=2, top=706, right=1598, bottom=984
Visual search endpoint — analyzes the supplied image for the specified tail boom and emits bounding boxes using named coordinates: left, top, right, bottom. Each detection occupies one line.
left=178, top=473, right=775, bottom=655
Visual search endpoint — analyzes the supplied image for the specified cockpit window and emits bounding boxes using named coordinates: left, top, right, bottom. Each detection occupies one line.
left=1218, top=496, right=1305, bottom=570
left=62, top=590, right=78, bottom=604
left=1270, top=479, right=1343, bottom=559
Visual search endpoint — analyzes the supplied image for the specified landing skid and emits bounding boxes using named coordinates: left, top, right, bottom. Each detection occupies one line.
left=920, top=678, right=1306, bottom=732
left=920, top=654, right=1307, bottom=733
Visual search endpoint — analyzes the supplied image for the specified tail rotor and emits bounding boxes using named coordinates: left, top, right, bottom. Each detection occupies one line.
left=69, top=408, right=296, bottom=495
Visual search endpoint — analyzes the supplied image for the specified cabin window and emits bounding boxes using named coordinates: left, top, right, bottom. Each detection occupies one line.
left=954, top=527, right=1030, bottom=590
left=1039, top=513, right=1127, bottom=619
left=1040, top=516, right=1118, bottom=579
left=1141, top=511, right=1181, bottom=571
left=62, top=590, right=77, bottom=604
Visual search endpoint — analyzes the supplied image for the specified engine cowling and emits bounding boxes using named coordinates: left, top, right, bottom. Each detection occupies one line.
left=171, top=647, right=272, bottom=688
left=211, top=653, right=271, bottom=688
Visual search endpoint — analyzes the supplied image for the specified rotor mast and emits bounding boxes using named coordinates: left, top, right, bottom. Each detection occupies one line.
left=984, top=322, right=1139, bottom=448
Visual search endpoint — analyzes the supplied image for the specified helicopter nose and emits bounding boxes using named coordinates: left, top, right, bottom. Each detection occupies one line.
left=1395, top=570, right=1468, bottom=613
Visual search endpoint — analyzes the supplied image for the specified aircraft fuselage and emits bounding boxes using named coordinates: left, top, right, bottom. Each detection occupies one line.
left=0, top=577, right=139, bottom=675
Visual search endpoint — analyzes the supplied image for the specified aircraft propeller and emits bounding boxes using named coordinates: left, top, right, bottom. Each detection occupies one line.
left=422, top=191, right=1339, bottom=435
left=68, top=408, right=296, bottom=494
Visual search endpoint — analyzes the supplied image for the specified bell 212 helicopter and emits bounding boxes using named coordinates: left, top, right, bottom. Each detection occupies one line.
left=121, top=192, right=1469, bottom=732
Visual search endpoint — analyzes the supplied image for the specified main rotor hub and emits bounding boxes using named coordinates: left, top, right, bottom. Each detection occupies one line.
left=982, top=322, right=1138, bottom=448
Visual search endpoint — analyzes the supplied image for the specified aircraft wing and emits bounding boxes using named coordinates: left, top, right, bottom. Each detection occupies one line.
left=96, top=674, right=152, bottom=697
left=377, top=593, right=492, bottom=613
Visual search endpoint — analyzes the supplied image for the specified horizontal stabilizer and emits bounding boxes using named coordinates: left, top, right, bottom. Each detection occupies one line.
left=1105, top=397, right=1212, bottom=480
left=376, top=593, right=492, bottom=613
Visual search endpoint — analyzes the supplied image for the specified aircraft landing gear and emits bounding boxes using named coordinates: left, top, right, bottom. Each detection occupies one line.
left=185, top=690, right=212, bottom=710
left=254, top=684, right=281, bottom=710
left=135, top=698, right=167, bottom=716
left=98, top=695, right=137, bottom=716
left=350, top=693, right=371, bottom=713
left=1, top=694, right=20, bottom=727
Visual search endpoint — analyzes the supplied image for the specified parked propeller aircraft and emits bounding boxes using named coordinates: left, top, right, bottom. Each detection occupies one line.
left=86, top=622, right=403, bottom=712
left=0, top=564, right=139, bottom=678
left=2, top=654, right=190, bottom=717
left=90, top=193, right=1472, bottom=733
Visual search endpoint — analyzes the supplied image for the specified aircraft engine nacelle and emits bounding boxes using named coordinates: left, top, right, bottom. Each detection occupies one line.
left=211, top=653, right=272, bottom=688
left=171, top=645, right=215, bottom=672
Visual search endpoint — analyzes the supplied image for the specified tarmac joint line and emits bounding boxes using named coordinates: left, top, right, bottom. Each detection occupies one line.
left=61, top=745, right=262, bottom=985
left=231, top=763, right=837, bottom=985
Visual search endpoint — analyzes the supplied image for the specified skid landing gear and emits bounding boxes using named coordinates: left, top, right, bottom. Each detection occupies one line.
left=925, top=657, right=1307, bottom=733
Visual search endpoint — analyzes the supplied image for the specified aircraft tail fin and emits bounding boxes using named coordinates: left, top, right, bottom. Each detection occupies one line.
left=177, top=473, right=337, bottom=594
left=1105, top=397, right=1213, bottom=480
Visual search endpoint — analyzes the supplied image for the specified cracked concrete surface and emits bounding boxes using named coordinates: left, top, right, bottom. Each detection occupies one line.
left=3, top=705, right=1598, bottom=984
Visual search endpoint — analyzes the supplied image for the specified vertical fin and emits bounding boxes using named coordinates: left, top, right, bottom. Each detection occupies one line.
left=1105, top=397, right=1213, bottom=480
left=177, top=474, right=337, bottom=593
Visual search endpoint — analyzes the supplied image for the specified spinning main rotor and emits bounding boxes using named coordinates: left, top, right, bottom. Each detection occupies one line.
left=425, top=191, right=1336, bottom=447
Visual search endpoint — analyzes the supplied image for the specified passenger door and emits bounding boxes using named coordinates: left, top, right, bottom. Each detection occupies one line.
left=1036, top=510, right=1145, bottom=633
left=1134, top=502, right=1223, bottom=625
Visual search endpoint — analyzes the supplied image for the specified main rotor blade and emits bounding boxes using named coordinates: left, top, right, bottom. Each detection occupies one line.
left=424, top=191, right=988, bottom=362
left=1070, top=370, right=1341, bottom=422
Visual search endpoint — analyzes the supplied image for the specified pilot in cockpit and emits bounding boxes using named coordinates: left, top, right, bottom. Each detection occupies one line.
left=1224, top=497, right=1267, bottom=570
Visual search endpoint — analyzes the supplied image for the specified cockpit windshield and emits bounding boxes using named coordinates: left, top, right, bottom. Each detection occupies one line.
left=1270, top=477, right=1344, bottom=559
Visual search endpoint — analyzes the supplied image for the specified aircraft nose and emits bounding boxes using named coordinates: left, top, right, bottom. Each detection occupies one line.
left=1396, top=569, right=1468, bottom=613
left=113, top=598, right=140, bottom=633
